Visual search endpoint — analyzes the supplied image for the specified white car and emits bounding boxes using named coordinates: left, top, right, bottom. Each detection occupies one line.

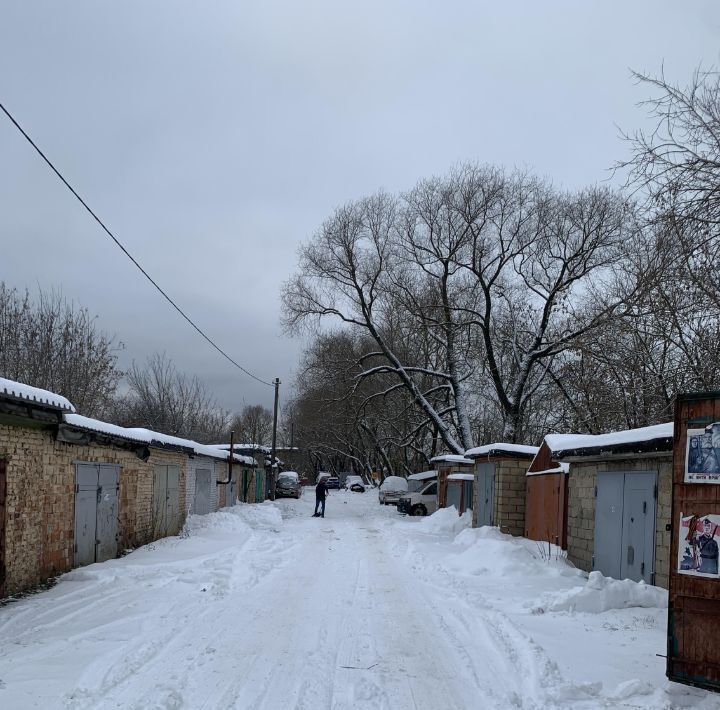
left=397, top=480, right=438, bottom=516
left=378, top=476, right=408, bottom=505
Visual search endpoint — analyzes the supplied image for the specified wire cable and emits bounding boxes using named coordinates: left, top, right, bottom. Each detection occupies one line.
left=0, top=100, right=274, bottom=387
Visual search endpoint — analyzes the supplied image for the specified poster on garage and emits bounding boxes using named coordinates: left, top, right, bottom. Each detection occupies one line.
left=677, top=513, right=720, bottom=578
left=685, top=425, right=720, bottom=483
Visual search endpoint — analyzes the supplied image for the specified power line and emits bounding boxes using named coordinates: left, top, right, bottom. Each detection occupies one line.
left=0, top=100, right=274, bottom=388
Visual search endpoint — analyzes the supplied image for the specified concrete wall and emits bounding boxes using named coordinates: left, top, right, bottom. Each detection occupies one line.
left=0, top=421, right=188, bottom=597
left=567, top=456, right=672, bottom=589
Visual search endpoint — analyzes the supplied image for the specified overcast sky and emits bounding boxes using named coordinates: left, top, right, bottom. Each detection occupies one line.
left=1, top=1, right=719, bottom=414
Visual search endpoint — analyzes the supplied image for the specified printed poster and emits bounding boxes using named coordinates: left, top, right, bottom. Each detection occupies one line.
left=685, top=425, right=720, bottom=483
left=677, top=513, right=720, bottom=579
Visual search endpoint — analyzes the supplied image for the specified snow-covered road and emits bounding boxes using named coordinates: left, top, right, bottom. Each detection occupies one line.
left=0, top=490, right=717, bottom=709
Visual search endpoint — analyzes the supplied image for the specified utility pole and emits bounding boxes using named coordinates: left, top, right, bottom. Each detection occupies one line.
left=270, top=377, right=280, bottom=500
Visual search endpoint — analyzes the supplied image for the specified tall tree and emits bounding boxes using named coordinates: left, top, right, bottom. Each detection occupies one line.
left=0, top=284, right=122, bottom=417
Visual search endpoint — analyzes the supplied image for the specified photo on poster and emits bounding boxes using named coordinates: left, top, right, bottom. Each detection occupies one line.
left=685, top=425, right=720, bottom=483
left=678, top=513, right=720, bottom=578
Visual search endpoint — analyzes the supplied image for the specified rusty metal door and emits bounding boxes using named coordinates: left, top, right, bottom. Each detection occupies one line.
left=0, top=459, right=6, bottom=597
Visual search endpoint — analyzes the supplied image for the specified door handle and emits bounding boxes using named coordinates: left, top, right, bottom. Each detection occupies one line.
left=627, top=545, right=634, bottom=565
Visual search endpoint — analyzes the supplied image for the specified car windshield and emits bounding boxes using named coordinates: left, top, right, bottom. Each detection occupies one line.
left=278, top=477, right=296, bottom=486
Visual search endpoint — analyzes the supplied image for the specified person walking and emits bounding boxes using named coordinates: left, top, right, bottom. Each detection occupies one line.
left=314, top=477, right=328, bottom=518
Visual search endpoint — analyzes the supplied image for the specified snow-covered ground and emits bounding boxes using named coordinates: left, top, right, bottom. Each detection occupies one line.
left=0, top=491, right=717, bottom=709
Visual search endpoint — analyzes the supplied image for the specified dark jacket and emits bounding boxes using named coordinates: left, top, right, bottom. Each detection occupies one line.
left=315, top=480, right=327, bottom=500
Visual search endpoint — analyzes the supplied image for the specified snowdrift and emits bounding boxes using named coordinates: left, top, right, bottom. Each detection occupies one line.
left=417, top=506, right=472, bottom=535
left=533, top=570, right=668, bottom=614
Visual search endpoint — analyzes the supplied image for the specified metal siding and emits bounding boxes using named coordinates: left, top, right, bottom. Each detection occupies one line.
left=620, top=472, right=657, bottom=583
left=95, top=465, right=119, bottom=563
left=255, top=471, right=264, bottom=503
left=594, top=472, right=624, bottom=580
left=525, top=473, right=567, bottom=549
left=74, top=464, right=98, bottom=567
left=226, top=471, right=237, bottom=508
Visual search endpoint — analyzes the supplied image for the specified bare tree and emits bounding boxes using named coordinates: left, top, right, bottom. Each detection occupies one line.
left=115, top=352, right=229, bottom=442
left=620, top=66, right=720, bottom=309
left=227, top=404, right=273, bottom=445
left=0, top=284, right=122, bottom=417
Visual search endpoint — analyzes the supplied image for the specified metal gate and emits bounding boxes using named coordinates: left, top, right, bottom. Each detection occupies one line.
left=463, top=480, right=474, bottom=513
left=0, top=459, right=6, bottom=597
left=476, top=462, right=495, bottom=527
left=194, top=468, right=212, bottom=515
left=594, top=471, right=657, bottom=583
left=74, top=463, right=120, bottom=567
left=255, top=470, right=264, bottom=503
left=153, top=464, right=181, bottom=537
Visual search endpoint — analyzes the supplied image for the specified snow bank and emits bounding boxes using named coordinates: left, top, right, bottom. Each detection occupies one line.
left=445, top=526, right=578, bottom=579
left=184, top=501, right=283, bottom=536
left=417, top=506, right=472, bottom=535
left=534, top=570, right=668, bottom=614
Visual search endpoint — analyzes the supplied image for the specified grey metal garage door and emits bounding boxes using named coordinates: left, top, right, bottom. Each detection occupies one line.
left=594, top=470, right=657, bottom=584
left=153, top=464, right=181, bottom=537
left=476, top=462, right=495, bottom=527
left=74, top=463, right=120, bottom=567
left=194, top=468, right=212, bottom=515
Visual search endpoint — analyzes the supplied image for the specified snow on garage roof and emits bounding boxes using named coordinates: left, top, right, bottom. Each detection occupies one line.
left=526, top=463, right=570, bottom=477
left=63, top=415, right=255, bottom=463
left=447, top=473, right=475, bottom=481
left=545, top=423, right=673, bottom=459
left=0, top=377, right=75, bottom=412
left=465, top=443, right=538, bottom=459
left=408, top=470, right=437, bottom=481
left=430, top=454, right=474, bottom=465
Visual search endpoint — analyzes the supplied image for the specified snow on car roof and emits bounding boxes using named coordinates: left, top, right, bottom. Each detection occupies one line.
left=429, top=454, right=474, bottom=465
left=408, top=470, right=437, bottom=481
left=447, top=473, right=475, bottom=481
left=380, top=476, right=408, bottom=490
left=545, top=423, right=673, bottom=458
left=464, top=443, right=539, bottom=459
left=0, top=377, right=75, bottom=412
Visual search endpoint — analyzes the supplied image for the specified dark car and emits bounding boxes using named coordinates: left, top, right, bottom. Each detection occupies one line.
left=325, top=476, right=341, bottom=489
left=275, top=472, right=301, bottom=499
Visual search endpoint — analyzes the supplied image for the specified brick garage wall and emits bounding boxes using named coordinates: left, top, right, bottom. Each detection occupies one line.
left=0, top=422, right=189, bottom=597
left=566, top=456, right=672, bottom=588
left=494, top=458, right=530, bottom=537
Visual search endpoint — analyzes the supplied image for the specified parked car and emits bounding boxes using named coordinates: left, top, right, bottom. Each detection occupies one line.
left=344, top=475, right=366, bottom=492
left=275, top=471, right=301, bottom=499
left=397, top=480, right=438, bottom=516
left=325, top=476, right=341, bottom=489
left=378, top=476, right=408, bottom=505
